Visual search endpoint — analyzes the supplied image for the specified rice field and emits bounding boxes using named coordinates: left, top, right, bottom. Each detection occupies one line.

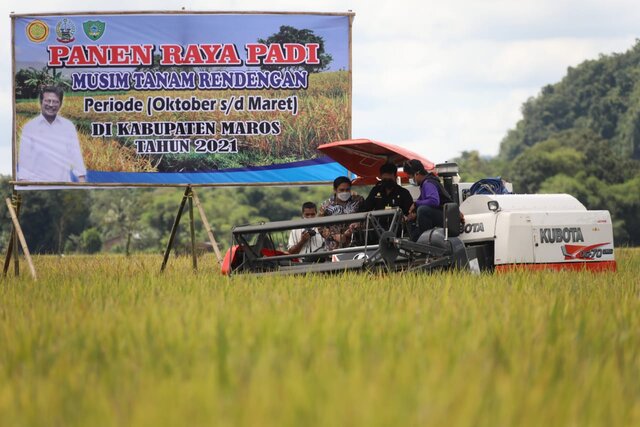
left=0, top=249, right=639, bottom=427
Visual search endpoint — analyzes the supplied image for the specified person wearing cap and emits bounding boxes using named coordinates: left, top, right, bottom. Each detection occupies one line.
left=318, top=176, right=365, bottom=250
left=361, top=163, right=413, bottom=215
left=403, top=159, right=453, bottom=240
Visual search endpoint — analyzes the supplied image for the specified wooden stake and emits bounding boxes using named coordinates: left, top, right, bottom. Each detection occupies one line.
left=160, top=186, right=190, bottom=272
left=192, top=190, right=223, bottom=265
left=5, top=197, right=36, bottom=279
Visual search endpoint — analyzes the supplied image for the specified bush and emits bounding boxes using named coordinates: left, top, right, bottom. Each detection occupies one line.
left=80, top=228, right=103, bottom=254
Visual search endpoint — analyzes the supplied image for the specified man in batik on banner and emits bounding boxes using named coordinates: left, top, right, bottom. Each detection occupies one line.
left=18, top=86, right=86, bottom=183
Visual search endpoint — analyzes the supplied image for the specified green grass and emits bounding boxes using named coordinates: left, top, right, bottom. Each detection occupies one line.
left=1, top=249, right=639, bottom=426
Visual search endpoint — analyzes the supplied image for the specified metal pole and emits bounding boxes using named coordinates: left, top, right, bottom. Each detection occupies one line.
left=160, top=186, right=190, bottom=272
left=188, top=187, right=197, bottom=271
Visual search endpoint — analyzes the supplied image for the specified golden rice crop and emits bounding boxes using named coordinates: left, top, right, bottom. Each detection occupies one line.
left=0, top=248, right=638, bottom=427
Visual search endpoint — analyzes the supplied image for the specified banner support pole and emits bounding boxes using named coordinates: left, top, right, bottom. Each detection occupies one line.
left=160, top=186, right=190, bottom=272
left=4, top=192, right=36, bottom=279
left=3, top=189, right=22, bottom=277
left=13, top=191, right=20, bottom=276
left=192, top=190, right=223, bottom=266
left=188, top=187, right=197, bottom=271
left=2, top=228, right=15, bottom=277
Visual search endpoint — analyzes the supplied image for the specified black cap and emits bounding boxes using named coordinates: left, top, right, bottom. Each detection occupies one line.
left=379, top=162, right=398, bottom=175
left=403, top=159, right=426, bottom=175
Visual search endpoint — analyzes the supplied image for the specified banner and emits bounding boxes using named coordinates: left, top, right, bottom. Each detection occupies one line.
left=12, top=12, right=352, bottom=186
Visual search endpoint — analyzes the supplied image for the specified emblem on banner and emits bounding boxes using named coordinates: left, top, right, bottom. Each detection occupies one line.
left=25, top=20, right=49, bottom=43
left=55, top=18, right=76, bottom=43
left=83, top=20, right=106, bottom=41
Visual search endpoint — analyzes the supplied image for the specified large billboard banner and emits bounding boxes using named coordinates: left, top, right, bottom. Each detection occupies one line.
left=12, top=12, right=352, bottom=186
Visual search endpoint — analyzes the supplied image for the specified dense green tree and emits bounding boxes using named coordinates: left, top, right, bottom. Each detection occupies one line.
left=508, top=139, right=585, bottom=194
left=89, top=189, right=153, bottom=255
left=455, top=151, right=505, bottom=182
left=257, top=26, right=333, bottom=73
left=500, top=40, right=640, bottom=160
left=79, top=228, right=102, bottom=254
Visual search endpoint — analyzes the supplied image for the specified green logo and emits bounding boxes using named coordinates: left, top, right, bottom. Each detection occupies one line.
left=83, top=20, right=105, bottom=41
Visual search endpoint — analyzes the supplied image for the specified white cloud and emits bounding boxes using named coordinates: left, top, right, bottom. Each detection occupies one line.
left=352, top=87, right=531, bottom=163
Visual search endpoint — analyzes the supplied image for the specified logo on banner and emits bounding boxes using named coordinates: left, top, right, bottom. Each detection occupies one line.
left=561, top=243, right=611, bottom=260
left=26, top=20, right=49, bottom=43
left=56, top=18, right=76, bottom=43
left=83, top=20, right=105, bottom=41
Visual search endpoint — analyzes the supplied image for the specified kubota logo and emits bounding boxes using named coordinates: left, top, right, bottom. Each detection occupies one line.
left=540, top=227, right=584, bottom=243
left=463, top=222, right=484, bottom=233
left=561, top=243, right=611, bottom=260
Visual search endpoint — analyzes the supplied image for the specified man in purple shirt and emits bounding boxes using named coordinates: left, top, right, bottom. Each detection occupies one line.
left=403, top=159, right=453, bottom=240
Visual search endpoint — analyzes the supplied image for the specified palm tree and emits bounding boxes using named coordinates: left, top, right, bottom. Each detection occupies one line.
left=15, top=66, right=71, bottom=99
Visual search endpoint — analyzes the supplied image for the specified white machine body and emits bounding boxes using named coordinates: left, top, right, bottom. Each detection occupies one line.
left=458, top=194, right=616, bottom=271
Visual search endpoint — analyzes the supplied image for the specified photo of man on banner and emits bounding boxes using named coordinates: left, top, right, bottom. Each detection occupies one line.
left=17, top=85, right=86, bottom=183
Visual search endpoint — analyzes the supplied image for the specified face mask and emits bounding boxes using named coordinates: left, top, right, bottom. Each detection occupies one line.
left=409, top=178, right=418, bottom=186
left=337, top=191, right=351, bottom=202
left=381, top=179, right=395, bottom=190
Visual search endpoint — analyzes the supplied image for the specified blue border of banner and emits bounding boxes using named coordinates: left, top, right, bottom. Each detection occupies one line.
left=87, top=157, right=347, bottom=184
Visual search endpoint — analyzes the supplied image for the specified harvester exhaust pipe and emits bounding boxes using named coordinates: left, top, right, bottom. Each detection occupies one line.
left=435, top=162, right=460, bottom=205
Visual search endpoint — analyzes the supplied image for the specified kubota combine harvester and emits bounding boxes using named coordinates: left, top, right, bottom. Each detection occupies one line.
left=222, top=139, right=616, bottom=275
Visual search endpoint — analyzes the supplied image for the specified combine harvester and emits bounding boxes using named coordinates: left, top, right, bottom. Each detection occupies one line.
left=222, top=139, right=616, bottom=275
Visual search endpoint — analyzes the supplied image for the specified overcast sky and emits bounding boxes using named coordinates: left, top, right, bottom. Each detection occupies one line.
left=2, top=0, right=639, bottom=175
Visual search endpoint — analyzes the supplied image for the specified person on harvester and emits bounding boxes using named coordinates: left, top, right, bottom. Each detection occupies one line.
left=403, top=159, right=454, bottom=241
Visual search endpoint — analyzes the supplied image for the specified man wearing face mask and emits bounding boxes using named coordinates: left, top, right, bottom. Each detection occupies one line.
left=403, top=159, right=454, bottom=240
left=361, top=163, right=413, bottom=215
left=318, top=176, right=365, bottom=250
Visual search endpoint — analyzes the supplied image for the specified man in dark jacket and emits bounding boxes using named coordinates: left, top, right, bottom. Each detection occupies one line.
left=403, top=159, right=453, bottom=240
left=361, top=163, right=413, bottom=215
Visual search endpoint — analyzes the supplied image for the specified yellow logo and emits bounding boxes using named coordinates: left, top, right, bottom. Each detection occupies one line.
left=26, top=20, right=49, bottom=43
